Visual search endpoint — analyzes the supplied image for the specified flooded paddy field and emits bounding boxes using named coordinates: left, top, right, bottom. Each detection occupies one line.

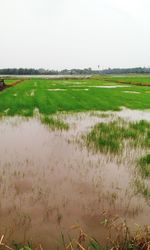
left=0, top=109, right=150, bottom=249
left=0, top=76, right=150, bottom=249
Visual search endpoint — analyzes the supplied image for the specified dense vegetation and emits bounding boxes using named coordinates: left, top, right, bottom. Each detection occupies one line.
left=100, top=67, right=150, bottom=74
left=86, top=119, right=150, bottom=153
left=0, top=68, right=94, bottom=75
left=0, top=77, right=150, bottom=117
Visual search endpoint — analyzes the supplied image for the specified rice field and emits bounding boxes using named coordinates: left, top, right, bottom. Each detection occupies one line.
left=103, top=74, right=150, bottom=86
left=0, top=76, right=150, bottom=117
left=0, top=75, right=150, bottom=249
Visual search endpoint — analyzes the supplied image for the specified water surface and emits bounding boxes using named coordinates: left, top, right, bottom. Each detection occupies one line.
left=0, top=111, right=149, bottom=249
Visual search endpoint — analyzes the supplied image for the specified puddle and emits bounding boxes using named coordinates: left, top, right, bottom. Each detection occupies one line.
left=47, top=88, right=66, bottom=91
left=115, top=107, right=150, bottom=121
left=123, top=91, right=140, bottom=94
left=59, top=108, right=150, bottom=137
left=47, top=88, right=89, bottom=92
left=71, top=88, right=89, bottom=91
left=67, top=85, right=131, bottom=89
left=46, top=86, right=130, bottom=92
left=0, top=110, right=150, bottom=249
left=88, top=85, right=130, bottom=89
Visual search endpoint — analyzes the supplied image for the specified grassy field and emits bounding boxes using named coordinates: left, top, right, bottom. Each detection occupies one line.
left=5, top=79, right=17, bottom=85
left=104, top=75, right=150, bottom=86
left=0, top=76, right=150, bottom=117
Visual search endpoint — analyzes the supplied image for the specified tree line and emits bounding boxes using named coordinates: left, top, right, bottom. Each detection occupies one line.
left=0, top=67, right=150, bottom=75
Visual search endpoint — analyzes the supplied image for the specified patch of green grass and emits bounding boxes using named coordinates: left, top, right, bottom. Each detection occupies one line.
left=86, top=121, right=122, bottom=153
left=134, top=178, right=150, bottom=198
left=40, top=115, right=69, bottom=130
left=128, top=120, right=150, bottom=147
left=86, top=119, right=150, bottom=154
left=129, top=120, right=150, bottom=132
left=108, top=75, right=150, bottom=86
left=89, top=239, right=107, bottom=250
left=13, top=242, right=32, bottom=250
left=137, top=154, right=150, bottom=178
left=0, top=77, right=150, bottom=117
left=5, top=79, right=17, bottom=85
left=90, top=111, right=111, bottom=118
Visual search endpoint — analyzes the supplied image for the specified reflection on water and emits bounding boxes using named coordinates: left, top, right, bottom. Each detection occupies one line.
left=0, top=111, right=150, bottom=249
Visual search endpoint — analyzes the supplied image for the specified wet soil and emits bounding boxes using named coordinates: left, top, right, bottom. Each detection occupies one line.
left=0, top=110, right=150, bottom=249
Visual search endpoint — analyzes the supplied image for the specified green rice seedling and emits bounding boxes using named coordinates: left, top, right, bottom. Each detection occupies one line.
left=128, top=120, right=150, bottom=148
left=86, top=121, right=122, bottom=153
left=144, top=131, right=150, bottom=147
left=86, top=120, right=130, bottom=153
left=134, top=178, right=150, bottom=198
left=13, top=243, right=32, bottom=250
left=90, top=111, right=111, bottom=118
left=137, top=154, right=150, bottom=178
left=0, top=77, right=150, bottom=117
left=129, top=120, right=150, bottom=133
left=40, top=115, right=69, bottom=130
left=107, top=75, right=150, bottom=86
left=89, top=239, right=106, bottom=250
left=0, top=235, right=33, bottom=250
left=86, top=119, right=150, bottom=154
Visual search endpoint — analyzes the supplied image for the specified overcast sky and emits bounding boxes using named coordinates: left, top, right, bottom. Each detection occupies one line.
left=0, top=0, right=150, bottom=70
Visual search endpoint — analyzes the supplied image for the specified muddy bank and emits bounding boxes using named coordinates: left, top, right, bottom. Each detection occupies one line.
left=103, top=77, right=150, bottom=86
left=9, top=79, right=25, bottom=86
left=0, top=110, right=150, bottom=249
left=0, top=79, right=25, bottom=91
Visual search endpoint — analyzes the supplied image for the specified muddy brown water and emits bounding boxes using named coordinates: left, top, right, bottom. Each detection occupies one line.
left=0, top=110, right=150, bottom=249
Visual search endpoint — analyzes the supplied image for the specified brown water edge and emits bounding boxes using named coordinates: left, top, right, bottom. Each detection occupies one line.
left=0, top=111, right=150, bottom=249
